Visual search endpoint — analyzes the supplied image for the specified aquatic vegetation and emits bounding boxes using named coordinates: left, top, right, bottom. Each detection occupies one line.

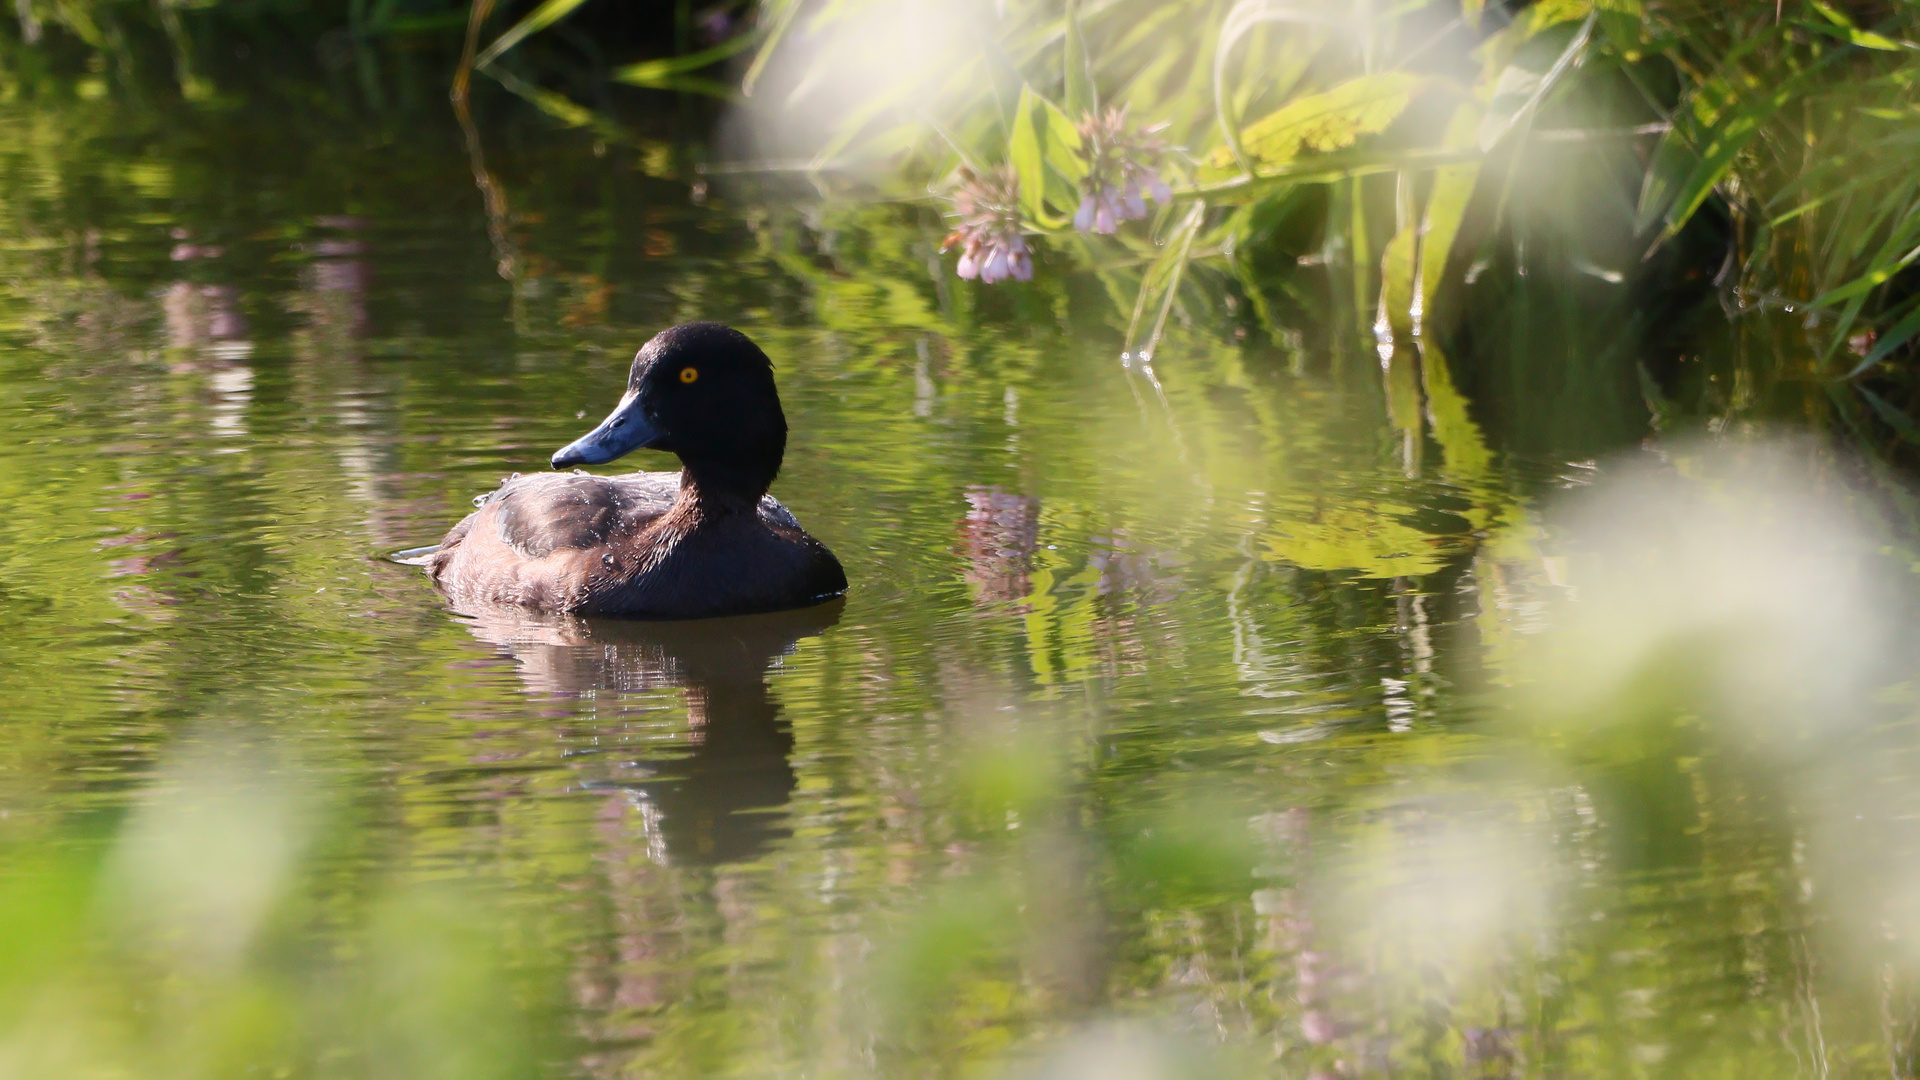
left=412, top=0, right=1920, bottom=459
left=674, top=0, right=1920, bottom=455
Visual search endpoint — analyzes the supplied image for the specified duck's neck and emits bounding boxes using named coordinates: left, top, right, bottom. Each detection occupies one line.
left=674, top=463, right=770, bottom=517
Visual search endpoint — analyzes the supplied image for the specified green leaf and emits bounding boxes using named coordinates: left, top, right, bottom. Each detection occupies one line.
left=1064, top=0, right=1097, bottom=119
left=1636, top=39, right=1841, bottom=238
left=614, top=33, right=759, bottom=89
left=1595, top=0, right=1642, bottom=53
left=1419, top=103, right=1484, bottom=318
left=1125, top=200, right=1206, bottom=360
left=1039, top=109, right=1086, bottom=220
left=1380, top=174, right=1418, bottom=342
left=1636, top=81, right=1788, bottom=237
left=1008, top=87, right=1065, bottom=230
left=1526, top=0, right=1592, bottom=32
left=1806, top=0, right=1905, bottom=48
left=741, top=0, right=804, bottom=96
left=1208, top=72, right=1427, bottom=176
left=1843, top=27, right=1903, bottom=50
left=1856, top=385, right=1920, bottom=443
left=475, top=0, right=592, bottom=69
left=1477, top=13, right=1594, bottom=150
left=1039, top=97, right=1086, bottom=185
left=1812, top=241, right=1920, bottom=307
left=1800, top=18, right=1906, bottom=51
left=1211, top=0, right=1342, bottom=178
left=1839, top=302, right=1920, bottom=381
left=1193, top=144, right=1482, bottom=201
left=481, top=66, right=651, bottom=142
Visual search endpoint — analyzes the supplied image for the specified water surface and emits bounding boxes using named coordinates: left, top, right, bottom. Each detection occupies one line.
left=3, top=80, right=1918, bottom=1080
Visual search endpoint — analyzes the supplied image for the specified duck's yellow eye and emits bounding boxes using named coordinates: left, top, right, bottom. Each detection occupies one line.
left=679, top=367, right=699, bottom=384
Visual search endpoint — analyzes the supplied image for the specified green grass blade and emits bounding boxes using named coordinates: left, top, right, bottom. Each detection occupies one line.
left=474, top=0, right=593, bottom=68
left=741, top=0, right=804, bottom=96
left=1064, top=0, right=1097, bottom=118
left=1837, top=301, right=1920, bottom=380
left=613, top=32, right=759, bottom=87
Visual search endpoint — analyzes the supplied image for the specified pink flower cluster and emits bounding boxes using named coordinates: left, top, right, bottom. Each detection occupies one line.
left=943, top=165, right=1033, bottom=283
left=1073, top=106, right=1172, bottom=234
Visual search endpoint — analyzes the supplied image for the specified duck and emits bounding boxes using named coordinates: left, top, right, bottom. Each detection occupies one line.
left=424, top=322, right=847, bottom=619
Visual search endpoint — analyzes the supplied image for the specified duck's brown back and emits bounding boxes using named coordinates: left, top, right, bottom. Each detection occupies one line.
left=427, top=472, right=841, bottom=618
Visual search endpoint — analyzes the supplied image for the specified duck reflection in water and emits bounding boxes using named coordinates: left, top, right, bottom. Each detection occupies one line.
left=452, top=599, right=842, bottom=865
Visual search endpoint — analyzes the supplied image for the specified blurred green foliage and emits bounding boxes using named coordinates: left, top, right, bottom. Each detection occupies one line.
left=515, top=0, right=1920, bottom=462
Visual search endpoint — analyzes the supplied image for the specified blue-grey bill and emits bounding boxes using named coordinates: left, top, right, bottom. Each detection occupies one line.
left=551, top=393, right=661, bottom=468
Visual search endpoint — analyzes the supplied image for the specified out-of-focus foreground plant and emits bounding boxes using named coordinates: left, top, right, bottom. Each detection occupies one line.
left=0, top=735, right=571, bottom=1080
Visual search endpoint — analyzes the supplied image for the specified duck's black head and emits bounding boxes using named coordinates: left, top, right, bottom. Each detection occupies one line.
left=551, top=322, right=788, bottom=499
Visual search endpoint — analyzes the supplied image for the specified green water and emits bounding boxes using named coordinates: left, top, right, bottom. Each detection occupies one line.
left=3, top=79, right=1920, bottom=1080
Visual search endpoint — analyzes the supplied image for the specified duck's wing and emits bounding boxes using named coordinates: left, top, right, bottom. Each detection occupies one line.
left=492, top=472, right=677, bottom=558
left=425, top=472, right=679, bottom=609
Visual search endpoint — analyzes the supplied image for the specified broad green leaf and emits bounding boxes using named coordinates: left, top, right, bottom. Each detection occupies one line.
left=43, top=0, right=106, bottom=47
left=1595, top=0, right=1642, bottom=53
left=1208, top=73, right=1427, bottom=175
left=1039, top=98, right=1086, bottom=185
left=1636, top=36, right=1842, bottom=238
left=1633, top=122, right=1702, bottom=236
left=1526, top=0, right=1591, bottom=32
left=1637, top=79, right=1794, bottom=237
left=1211, top=0, right=1343, bottom=177
left=1194, top=144, right=1481, bottom=203
left=1004, top=87, right=1086, bottom=229
left=1845, top=27, right=1903, bottom=50
left=1008, top=88, right=1064, bottom=229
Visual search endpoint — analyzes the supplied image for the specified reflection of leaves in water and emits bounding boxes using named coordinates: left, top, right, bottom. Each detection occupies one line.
left=1263, top=500, right=1458, bottom=579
